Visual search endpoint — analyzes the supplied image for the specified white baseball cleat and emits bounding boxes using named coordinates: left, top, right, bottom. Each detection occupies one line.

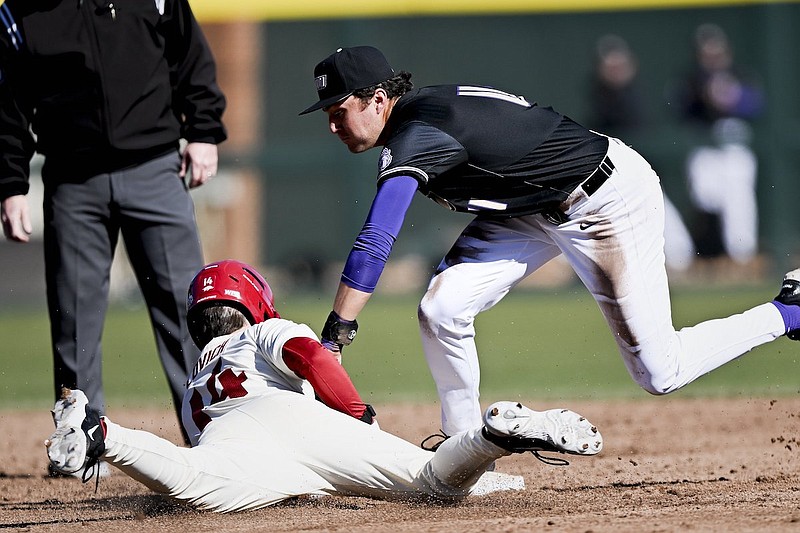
left=45, top=388, right=106, bottom=478
left=482, top=401, right=603, bottom=456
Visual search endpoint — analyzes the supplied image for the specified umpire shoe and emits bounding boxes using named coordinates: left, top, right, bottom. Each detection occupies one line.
left=45, top=388, right=106, bottom=481
left=482, top=401, right=602, bottom=457
left=774, top=268, right=800, bottom=340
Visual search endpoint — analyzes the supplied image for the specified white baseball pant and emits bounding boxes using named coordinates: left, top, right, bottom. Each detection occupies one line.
left=419, top=137, right=784, bottom=436
left=100, top=389, right=508, bottom=512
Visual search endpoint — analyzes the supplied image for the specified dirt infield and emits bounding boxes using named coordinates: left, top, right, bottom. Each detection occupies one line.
left=2, top=396, right=799, bottom=532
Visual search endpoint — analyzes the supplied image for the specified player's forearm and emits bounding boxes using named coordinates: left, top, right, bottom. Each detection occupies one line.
left=333, top=282, right=372, bottom=321
left=324, top=175, right=416, bottom=346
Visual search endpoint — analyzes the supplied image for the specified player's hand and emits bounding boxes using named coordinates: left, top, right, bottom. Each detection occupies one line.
left=180, top=142, right=218, bottom=189
left=321, top=311, right=358, bottom=353
left=1, top=195, right=33, bottom=243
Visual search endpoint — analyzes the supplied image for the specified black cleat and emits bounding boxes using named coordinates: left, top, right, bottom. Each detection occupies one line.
left=45, top=388, right=107, bottom=482
left=774, top=269, right=800, bottom=340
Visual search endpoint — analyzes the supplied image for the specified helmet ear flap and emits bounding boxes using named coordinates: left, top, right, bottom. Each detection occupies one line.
left=186, top=302, right=209, bottom=350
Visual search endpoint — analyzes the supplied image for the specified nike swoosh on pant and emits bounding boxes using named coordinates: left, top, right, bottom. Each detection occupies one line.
left=579, top=220, right=601, bottom=230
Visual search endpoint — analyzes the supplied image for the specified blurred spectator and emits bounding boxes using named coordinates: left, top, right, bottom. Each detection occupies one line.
left=678, top=23, right=764, bottom=264
left=681, top=24, right=763, bottom=123
left=588, top=34, right=695, bottom=272
left=589, top=34, right=645, bottom=138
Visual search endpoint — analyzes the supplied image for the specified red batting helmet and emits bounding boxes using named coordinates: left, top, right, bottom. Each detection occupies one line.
left=187, top=260, right=280, bottom=341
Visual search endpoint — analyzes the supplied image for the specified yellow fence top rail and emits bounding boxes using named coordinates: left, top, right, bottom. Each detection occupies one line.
left=188, top=0, right=798, bottom=22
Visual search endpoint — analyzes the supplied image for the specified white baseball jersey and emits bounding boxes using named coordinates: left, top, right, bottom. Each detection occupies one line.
left=181, top=318, right=317, bottom=446
left=94, top=316, right=523, bottom=511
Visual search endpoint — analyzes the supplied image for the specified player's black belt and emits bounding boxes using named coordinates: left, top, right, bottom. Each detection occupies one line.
left=541, top=155, right=615, bottom=225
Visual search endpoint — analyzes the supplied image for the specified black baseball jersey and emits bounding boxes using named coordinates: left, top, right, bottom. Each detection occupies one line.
left=377, top=85, right=608, bottom=217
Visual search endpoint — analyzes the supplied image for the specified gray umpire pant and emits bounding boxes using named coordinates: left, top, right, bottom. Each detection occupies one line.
left=42, top=150, right=202, bottom=434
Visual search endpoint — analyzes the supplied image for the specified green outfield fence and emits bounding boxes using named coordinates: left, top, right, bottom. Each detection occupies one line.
left=230, top=2, right=800, bottom=276
left=0, top=1, right=798, bottom=286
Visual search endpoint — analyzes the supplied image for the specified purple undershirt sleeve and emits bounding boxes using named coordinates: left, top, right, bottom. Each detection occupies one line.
left=341, top=175, right=419, bottom=292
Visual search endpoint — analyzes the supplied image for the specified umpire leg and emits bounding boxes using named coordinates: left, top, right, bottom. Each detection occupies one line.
left=115, top=151, right=203, bottom=432
left=43, top=172, right=117, bottom=416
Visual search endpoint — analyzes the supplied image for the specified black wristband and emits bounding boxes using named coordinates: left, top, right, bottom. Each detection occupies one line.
left=321, top=311, right=358, bottom=346
left=359, top=404, right=376, bottom=424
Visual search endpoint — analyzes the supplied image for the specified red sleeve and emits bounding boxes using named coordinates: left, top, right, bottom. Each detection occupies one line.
left=282, top=336, right=369, bottom=421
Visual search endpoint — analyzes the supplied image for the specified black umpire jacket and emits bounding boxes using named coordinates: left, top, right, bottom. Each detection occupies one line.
left=0, top=0, right=227, bottom=200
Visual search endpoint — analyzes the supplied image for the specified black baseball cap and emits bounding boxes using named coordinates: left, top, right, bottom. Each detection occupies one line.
left=299, top=46, right=395, bottom=115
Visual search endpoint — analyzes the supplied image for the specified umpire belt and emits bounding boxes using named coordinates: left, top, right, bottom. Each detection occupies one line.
left=542, top=155, right=615, bottom=225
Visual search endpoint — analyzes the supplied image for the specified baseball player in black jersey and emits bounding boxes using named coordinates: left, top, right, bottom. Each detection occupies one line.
left=301, top=46, right=800, bottom=438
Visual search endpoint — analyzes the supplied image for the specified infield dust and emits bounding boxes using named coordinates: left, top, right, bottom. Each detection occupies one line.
left=2, top=396, right=799, bottom=532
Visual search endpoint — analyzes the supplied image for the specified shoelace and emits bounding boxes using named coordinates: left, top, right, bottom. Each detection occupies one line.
left=420, top=431, right=449, bottom=451
left=531, top=451, right=570, bottom=466
left=78, top=415, right=106, bottom=492
left=81, top=458, right=102, bottom=492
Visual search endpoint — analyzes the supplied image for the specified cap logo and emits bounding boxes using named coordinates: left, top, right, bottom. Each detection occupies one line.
left=300, top=46, right=394, bottom=115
